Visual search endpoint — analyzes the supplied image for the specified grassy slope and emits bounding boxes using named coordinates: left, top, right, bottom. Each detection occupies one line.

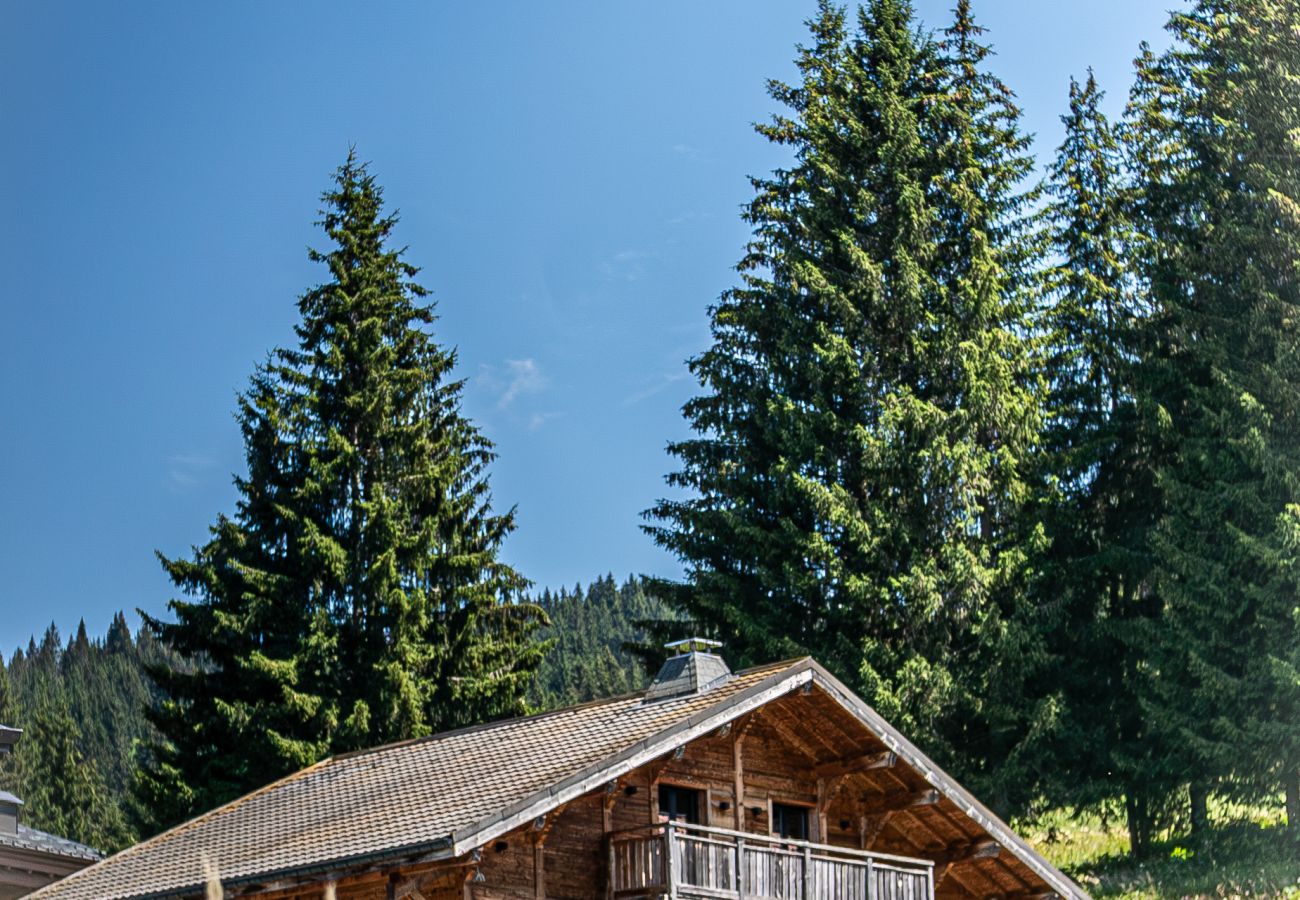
left=1020, top=803, right=1299, bottom=898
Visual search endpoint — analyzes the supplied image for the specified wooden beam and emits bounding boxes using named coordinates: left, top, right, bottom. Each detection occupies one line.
left=936, top=838, right=1001, bottom=866
left=532, top=840, right=546, bottom=900
left=860, top=810, right=893, bottom=849
left=815, top=774, right=848, bottom=842
left=862, top=787, right=939, bottom=813
left=603, top=780, right=619, bottom=835
left=813, top=750, right=897, bottom=780
left=755, top=707, right=821, bottom=763
left=731, top=716, right=754, bottom=831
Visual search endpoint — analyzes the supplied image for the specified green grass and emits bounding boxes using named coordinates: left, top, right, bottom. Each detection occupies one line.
left=1019, top=802, right=1300, bottom=899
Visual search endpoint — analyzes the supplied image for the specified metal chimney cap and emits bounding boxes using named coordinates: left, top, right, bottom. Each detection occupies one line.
left=644, top=641, right=732, bottom=702
left=663, top=637, right=722, bottom=657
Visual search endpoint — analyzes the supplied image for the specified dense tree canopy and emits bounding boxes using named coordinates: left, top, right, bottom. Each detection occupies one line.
left=4, top=0, right=1299, bottom=864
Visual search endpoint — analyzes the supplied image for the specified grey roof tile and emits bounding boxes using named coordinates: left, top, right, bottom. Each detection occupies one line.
left=0, top=824, right=102, bottom=862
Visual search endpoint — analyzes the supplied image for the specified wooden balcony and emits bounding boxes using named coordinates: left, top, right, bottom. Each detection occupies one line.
left=609, top=821, right=935, bottom=900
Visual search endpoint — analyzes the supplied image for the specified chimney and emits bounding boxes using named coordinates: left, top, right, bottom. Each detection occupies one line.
left=643, top=638, right=732, bottom=702
left=0, top=724, right=21, bottom=836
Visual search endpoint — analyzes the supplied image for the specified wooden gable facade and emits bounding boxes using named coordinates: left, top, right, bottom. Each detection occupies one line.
left=29, top=655, right=1085, bottom=900
left=385, top=677, right=1070, bottom=900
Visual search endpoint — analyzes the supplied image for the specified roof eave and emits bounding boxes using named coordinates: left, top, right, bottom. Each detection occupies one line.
left=805, top=661, right=1089, bottom=900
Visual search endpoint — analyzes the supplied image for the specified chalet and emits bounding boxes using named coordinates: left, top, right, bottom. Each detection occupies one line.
left=29, top=644, right=1087, bottom=900
left=0, top=725, right=101, bottom=899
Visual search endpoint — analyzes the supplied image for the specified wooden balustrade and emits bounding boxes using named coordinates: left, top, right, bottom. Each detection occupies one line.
left=609, top=821, right=934, bottom=900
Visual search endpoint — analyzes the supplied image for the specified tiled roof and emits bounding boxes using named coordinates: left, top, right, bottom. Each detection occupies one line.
left=30, top=659, right=804, bottom=900
left=0, top=824, right=101, bottom=862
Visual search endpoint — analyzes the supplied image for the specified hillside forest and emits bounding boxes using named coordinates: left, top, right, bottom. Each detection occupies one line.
left=1, top=0, right=1298, bottom=897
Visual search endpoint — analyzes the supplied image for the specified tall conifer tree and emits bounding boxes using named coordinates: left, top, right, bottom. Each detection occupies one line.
left=1036, top=73, right=1173, bottom=853
left=648, top=0, right=937, bottom=685
left=136, top=153, right=546, bottom=834
left=647, top=0, right=1046, bottom=802
left=900, top=1, right=1048, bottom=812
left=1128, top=0, right=1300, bottom=831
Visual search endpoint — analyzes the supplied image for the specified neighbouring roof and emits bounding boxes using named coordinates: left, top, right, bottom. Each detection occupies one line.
left=0, top=725, right=20, bottom=753
left=0, top=824, right=101, bottom=863
left=31, top=658, right=1086, bottom=900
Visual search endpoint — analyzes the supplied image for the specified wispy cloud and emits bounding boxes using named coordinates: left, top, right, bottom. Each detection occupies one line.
left=623, top=371, right=690, bottom=407
left=672, top=143, right=703, bottom=159
left=477, top=358, right=564, bottom=432
left=527, top=411, right=564, bottom=431
left=480, top=358, right=548, bottom=410
left=599, top=250, right=656, bottom=283
left=668, top=210, right=712, bottom=226
left=166, top=453, right=217, bottom=492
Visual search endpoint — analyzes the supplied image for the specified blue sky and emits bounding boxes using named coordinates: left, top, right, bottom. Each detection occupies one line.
left=0, top=1, right=1173, bottom=651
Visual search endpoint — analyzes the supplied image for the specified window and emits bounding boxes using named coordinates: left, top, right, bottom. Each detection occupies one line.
left=771, top=803, right=810, bottom=841
left=658, top=784, right=702, bottom=824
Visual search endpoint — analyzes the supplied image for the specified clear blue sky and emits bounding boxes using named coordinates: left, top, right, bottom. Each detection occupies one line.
left=0, top=1, right=1173, bottom=651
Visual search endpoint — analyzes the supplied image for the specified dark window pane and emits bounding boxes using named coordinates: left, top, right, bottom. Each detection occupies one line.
left=658, top=785, right=701, bottom=824
left=772, top=803, right=809, bottom=840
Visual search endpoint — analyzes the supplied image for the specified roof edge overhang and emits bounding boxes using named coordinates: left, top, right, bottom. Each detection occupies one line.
left=67, top=837, right=459, bottom=900
left=450, top=659, right=816, bottom=855
left=804, top=661, right=1088, bottom=900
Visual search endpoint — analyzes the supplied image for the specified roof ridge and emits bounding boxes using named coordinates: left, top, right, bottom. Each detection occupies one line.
left=329, top=656, right=806, bottom=764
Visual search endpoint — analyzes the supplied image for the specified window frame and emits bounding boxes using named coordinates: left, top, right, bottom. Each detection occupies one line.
left=769, top=800, right=814, bottom=842
left=657, top=782, right=706, bottom=826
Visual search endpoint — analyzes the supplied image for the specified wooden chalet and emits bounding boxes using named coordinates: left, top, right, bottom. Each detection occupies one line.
left=0, top=725, right=102, bottom=899
left=29, top=644, right=1087, bottom=900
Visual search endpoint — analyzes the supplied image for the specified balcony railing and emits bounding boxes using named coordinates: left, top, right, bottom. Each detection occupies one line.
left=609, top=821, right=934, bottom=900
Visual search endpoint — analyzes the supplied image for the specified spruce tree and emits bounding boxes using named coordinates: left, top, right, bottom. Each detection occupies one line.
left=136, top=152, right=546, bottom=834
left=648, top=0, right=934, bottom=681
left=647, top=0, right=1046, bottom=802
left=899, top=0, right=1047, bottom=812
left=1128, top=0, right=1300, bottom=831
left=1035, top=72, right=1174, bottom=854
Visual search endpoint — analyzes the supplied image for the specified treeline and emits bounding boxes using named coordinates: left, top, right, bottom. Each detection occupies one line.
left=0, top=614, right=178, bottom=852
left=527, top=575, right=673, bottom=709
left=646, top=0, right=1299, bottom=855
left=0, top=581, right=660, bottom=853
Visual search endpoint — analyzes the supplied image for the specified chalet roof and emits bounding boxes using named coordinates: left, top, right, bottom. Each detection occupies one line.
left=30, top=658, right=1085, bottom=900
left=0, top=823, right=101, bottom=863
